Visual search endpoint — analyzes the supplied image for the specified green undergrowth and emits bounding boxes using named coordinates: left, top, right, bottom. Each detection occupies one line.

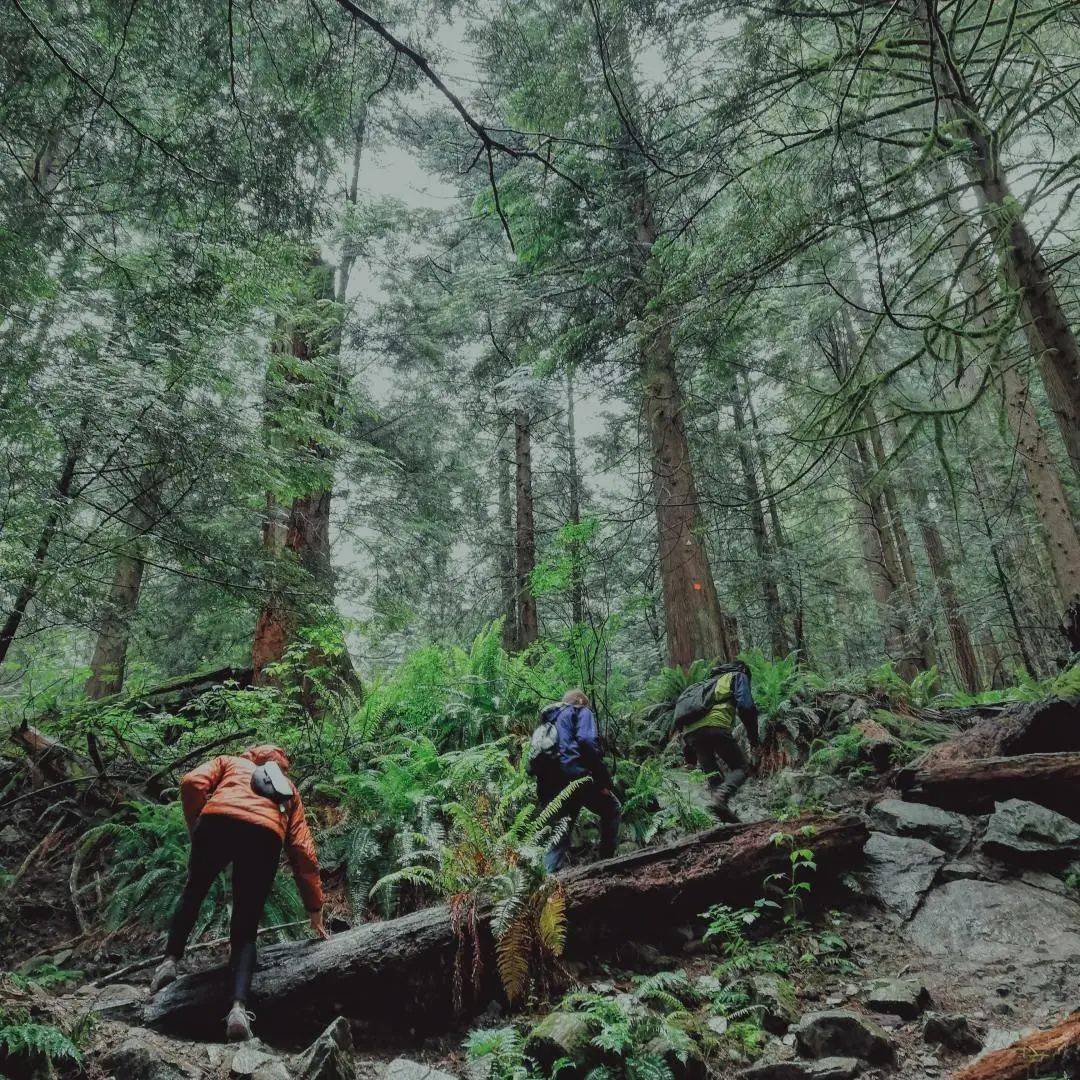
left=465, top=827, right=857, bottom=1079
left=0, top=972, right=92, bottom=1079
left=6, top=627, right=1077, bottom=955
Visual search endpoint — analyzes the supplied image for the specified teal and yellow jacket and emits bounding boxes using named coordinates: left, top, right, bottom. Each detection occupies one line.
left=683, top=671, right=760, bottom=746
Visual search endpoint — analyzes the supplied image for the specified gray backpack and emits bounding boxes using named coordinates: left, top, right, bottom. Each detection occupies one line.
left=527, top=705, right=564, bottom=776
left=250, top=760, right=293, bottom=815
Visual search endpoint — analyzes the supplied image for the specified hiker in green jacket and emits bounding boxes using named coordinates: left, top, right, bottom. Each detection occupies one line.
left=673, top=661, right=760, bottom=822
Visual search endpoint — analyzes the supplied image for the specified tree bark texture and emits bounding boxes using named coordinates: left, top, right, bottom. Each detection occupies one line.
left=935, top=158, right=1080, bottom=652
left=566, top=369, right=586, bottom=627
left=949, top=1010, right=1080, bottom=1080
left=497, top=429, right=518, bottom=651
left=85, top=472, right=162, bottom=699
left=918, top=1, right=1080, bottom=481
left=909, top=482, right=981, bottom=694
left=900, top=752, right=1080, bottom=821
left=731, top=383, right=790, bottom=658
left=252, top=259, right=337, bottom=683
left=514, top=408, right=538, bottom=649
left=0, top=441, right=80, bottom=667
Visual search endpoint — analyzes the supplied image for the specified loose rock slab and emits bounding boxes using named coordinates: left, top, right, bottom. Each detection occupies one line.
left=232, top=1044, right=276, bottom=1077
left=792, top=1010, right=896, bottom=1064
left=383, top=1061, right=459, bottom=1080
left=981, top=799, right=1080, bottom=861
left=864, top=978, right=931, bottom=1020
left=103, top=1039, right=201, bottom=1080
left=869, top=799, right=972, bottom=854
left=524, top=1012, right=593, bottom=1073
left=749, top=973, right=799, bottom=1034
left=741, top=1059, right=863, bottom=1079
left=905, top=879, right=1080, bottom=967
left=922, top=1013, right=982, bottom=1054
left=297, top=1017, right=353, bottom=1080
left=864, top=832, right=946, bottom=919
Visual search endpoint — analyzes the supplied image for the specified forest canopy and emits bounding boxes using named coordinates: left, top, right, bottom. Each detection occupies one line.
left=2, top=0, right=1080, bottom=713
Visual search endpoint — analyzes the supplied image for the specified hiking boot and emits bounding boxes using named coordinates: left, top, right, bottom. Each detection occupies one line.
left=149, top=957, right=178, bottom=995
left=225, top=1005, right=255, bottom=1042
left=710, top=793, right=737, bottom=823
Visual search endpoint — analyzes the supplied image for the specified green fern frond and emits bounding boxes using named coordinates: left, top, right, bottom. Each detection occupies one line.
left=537, top=886, right=567, bottom=956
left=495, top=914, right=533, bottom=1004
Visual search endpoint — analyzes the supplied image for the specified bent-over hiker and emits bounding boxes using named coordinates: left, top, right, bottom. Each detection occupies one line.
left=528, top=689, right=621, bottom=872
left=149, top=744, right=327, bottom=1041
left=673, top=661, right=759, bottom=822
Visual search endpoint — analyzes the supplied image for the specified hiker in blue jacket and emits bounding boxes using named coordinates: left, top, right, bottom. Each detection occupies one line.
left=532, top=689, right=621, bottom=872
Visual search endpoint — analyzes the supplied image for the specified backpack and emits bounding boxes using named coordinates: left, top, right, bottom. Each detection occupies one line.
left=527, top=704, right=567, bottom=777
left=672, top=665, right=743, bottom=732
left=250, top=760, right=293, bottom=815
left=672, top=678, right=718, bottom=732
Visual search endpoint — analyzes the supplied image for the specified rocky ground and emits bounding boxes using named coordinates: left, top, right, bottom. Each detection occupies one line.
left=4, top=698, right=1080, bottom=1080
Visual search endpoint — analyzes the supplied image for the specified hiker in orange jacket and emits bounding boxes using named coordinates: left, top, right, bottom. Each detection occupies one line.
left=149, top=745, right=327, bottom=1041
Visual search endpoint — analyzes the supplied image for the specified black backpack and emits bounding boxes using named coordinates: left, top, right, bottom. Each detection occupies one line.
left=672, top=664, right=744, bottom=732
left=672, top=678, right=718, bottom=732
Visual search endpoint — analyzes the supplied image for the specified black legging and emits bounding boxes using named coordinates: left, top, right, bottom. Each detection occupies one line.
left=165, top=815, right=282, bottom=1004
left=685, top=726, right=750, bottom=800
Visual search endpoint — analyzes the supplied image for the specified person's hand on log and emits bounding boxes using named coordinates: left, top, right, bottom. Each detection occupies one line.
left=309, top=909, right=329, bottom=940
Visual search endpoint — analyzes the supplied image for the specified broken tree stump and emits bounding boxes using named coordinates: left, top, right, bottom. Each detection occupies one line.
left=144, top=815, right=867, bottom=1041
left=10, top=724, right=91, bottom=785
left=950, top=1010, right=1080, bottom=1080
left=899, top=752, right=1080, bottom=821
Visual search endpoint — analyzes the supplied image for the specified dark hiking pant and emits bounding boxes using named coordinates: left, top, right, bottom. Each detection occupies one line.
left=538, top=776, right=621, bottom=873
left=685, top=726, right=750, bottom=805
left=165, top=815, right=282, bottom=1005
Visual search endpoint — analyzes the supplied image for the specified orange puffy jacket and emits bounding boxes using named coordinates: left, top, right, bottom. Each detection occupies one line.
left=179, top=745, right=324, bottom=912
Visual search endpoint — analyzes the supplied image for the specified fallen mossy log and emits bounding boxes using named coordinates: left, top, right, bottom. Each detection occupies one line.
left=916, top=697, right=1080, bottom=769
left=950, top=1010, right=1080, bottom=1080
left=144, top=814, right=867, bottom=1042
left=899, top=752, right=1080, bottom=821
left=10, top=723, right=92, bottom=785
left=91, top=665, right=254, bottom=716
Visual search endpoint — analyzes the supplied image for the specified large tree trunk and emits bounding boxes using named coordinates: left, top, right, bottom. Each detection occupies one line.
left=634, top=176, right=734, bottom=668
left=85, top=543, right=147, bottom=699
left=566, top=369, right=585, bottom=627
left=830, top=314, right=918, bottom=675
left=745, top=381, right=809, bottom=661
left=899, top=752, right=1080, bottom=821
left=252, top=105, right=370, bottom=688
left=862, top=400, right=935, bottom=672
left=845, top=435, right=912, bottom=673
left=642, top=311, right=734, bottom=669
left=85, top=474, right=161, bottom=699
left=497, top=427, right=518, bottom=651
left=839, top=311, right=923, bottom=675
left=731, top=383, right=790, bottom=658
left=918, top=2, right=1080, bottom=481
left=514, top=408, right=538, bottom=649
left=949, top=1010, right=1080, bottom=1080
left=911, top=485, right=980, bottom=693
left=968, top=462, right=1040, bottom=677
left=605, top=17, right=734, bottom=670
left=252, top=259, right=338, bottom=683
left=934, top=159, right=1080, bottom=652
left=0, top=440, right=80, bottom=667
left=145, top=814, right=867, bottom=1041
